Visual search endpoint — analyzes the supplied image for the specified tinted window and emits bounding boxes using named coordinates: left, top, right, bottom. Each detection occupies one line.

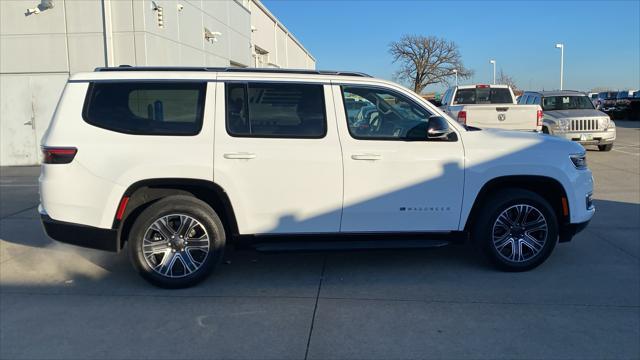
left=453, top=88, right=513, bottom=104
left=519, top=95, right=528, bottom=104
left=526, top=96, right=535, bottom=104
left=83, top=82, right=206, bottom=135
left=341, top=86, right=433, bottom=140
left=542, top=96, right=594, bottom=110
left=226, top=82, right=326, bottom=138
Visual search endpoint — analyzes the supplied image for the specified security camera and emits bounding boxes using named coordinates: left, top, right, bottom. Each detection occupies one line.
left=177, top=3, right=184, bottom=12
left=26, top=0, right=54, bottom=15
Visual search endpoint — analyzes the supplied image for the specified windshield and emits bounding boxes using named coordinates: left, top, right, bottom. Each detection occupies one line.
left=542, top=96, right=594, bottom=111
left=453, top=88, right=513, bottom=104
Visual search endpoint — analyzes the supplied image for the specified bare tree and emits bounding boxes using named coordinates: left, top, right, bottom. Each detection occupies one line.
left=389, top=35, right=473, bottom=94
left=496, top=69, right=518, bottom=91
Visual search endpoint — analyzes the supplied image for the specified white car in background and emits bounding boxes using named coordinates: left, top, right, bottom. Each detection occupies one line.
left=440, top=84, right=542, bottom=132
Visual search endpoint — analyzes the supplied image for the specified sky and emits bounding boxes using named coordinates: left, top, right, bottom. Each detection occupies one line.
left=262, top=0, right=640, bottom=93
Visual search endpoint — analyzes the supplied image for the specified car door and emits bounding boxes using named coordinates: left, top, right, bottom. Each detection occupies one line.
left=213, top=79, right=343, bottom=235
left=333, top=83, right=465, bottom=232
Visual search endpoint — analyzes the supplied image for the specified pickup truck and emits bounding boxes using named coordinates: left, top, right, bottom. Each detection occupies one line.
left=440, top=85, right=542, bottom=131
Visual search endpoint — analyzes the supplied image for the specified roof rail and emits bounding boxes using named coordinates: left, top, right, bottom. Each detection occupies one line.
left=94, top=65, right=372, bottom=78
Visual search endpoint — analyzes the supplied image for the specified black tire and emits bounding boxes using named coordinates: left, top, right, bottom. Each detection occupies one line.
left=128, top=195, right=225, bottom=288
left=542, top=127, right=550, bottom=134
left=598, top=144, right=613, bottom=151
left=472, top=188, right=558, bottom=272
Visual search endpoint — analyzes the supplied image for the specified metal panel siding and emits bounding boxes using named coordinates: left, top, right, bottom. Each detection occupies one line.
left=110, top=0, right=135, bottom=32
left=67, top=33, right=107, bottom=72
left=251, top=5, right=276, bottom=54
left=0, top=34, right=69, bottom=73
left=178, top=1, right=205, bottom=51
left=202, top=0, right=228, bottom=24
left=229, top=30, right=251, bottom=66
left=64, top=0, right=104, bottom=33
left=0, top=0, right=66, bottom=35
left=276, top=26, right=287, bottom=67
left=228, top=1, right=251, bottom=35
left=0, top=75, right=37, bottom=166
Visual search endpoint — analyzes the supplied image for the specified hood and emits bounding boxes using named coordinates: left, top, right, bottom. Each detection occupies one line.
left=465, top=128, right=584, bottom=154
left=545, top=109, right=607, bottom=119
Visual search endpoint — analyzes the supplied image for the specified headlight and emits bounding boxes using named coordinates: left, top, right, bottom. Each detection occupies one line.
left=557, top=119, right=570, bottom=131
left=570, top=153, right=588, bottom=170
left=601, top=117, right=610, bottom=129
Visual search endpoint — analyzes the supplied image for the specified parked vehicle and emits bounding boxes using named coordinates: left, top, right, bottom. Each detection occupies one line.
left=40, top=67, right=594, bottom=288
left=598, top=91, right=619, bottom=113
left=519, top=90, right=616, bottom=151
left=593, top=91, right=616, bottom=111
left=613, top=90, right=635, bottom=119
left=629, top=91, right=640, bottom=120
left=440, top=85, right=542, bottom=131
left=587, top=92, right=599, bottom=107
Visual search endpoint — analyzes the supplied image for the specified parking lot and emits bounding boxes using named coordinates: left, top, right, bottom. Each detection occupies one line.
left=1, top=122, right=638, bottom=360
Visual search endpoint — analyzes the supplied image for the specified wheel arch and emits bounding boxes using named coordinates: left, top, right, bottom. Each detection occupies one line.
left=114, top=178, right=239, bottom=250
left=463, top=175, right=569, bottom=232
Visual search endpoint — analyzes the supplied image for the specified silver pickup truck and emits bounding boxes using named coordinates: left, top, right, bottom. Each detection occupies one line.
left=519, top=90, right=616, bottom=151
left=440, top=85, right=542, bottom=131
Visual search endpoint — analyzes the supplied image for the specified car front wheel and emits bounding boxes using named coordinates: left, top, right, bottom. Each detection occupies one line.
left=128, top=195, right=225, bottom=288
left=473, top=189, right=558, bottom=271
left=598, top=144, right=613, bottom=151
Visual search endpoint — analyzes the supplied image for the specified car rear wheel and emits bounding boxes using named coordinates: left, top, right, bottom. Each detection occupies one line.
left=128, top=195, right=225, bottom=288
left=598, top=144, right=613, bottom=151
left=473, top=189, right=558, bottom=271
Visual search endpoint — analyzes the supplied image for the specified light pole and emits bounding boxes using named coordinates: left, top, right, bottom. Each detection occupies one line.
left=555, top=43, right=564, bottom=90
left=453, top=69, right=458, bottom=86
left=490, top=59, right=496, bottom=85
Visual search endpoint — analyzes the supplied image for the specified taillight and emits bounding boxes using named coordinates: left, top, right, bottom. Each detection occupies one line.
left=457, top=110, right=467, bottom=125
left=537, top=109, right=543, bottom=126
left=41, top=147, right=77, bottom=164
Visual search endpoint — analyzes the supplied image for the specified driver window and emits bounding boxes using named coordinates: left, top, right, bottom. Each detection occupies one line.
left=341, top=86, right=433, bottom=140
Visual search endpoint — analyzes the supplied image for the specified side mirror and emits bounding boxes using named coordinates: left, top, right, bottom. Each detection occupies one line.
left=427, top=116, right=455, bottom=140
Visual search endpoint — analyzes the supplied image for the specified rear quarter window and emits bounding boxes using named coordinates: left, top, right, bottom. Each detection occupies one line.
left=83, top=82, right=206, bottom=136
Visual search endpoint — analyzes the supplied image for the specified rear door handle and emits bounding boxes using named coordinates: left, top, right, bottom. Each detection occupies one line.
left=351, top=154, right=382, bottom=161
left=223, top=152, right=256, bottom=160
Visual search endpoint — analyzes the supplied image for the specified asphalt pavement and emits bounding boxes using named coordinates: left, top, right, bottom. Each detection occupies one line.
left=1, top=122, right=638, bottom=360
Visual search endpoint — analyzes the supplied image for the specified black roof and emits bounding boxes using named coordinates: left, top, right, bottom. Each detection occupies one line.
left=94, top=65, right=372, bottom=78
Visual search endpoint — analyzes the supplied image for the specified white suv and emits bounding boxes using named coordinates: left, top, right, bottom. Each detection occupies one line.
left=40, top=67, right=594, bottom=288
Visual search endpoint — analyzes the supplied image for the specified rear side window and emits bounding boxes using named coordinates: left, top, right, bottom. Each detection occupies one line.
left=83, top=82, right=206, bottom=135
left=225, top=82, right=326, bottom=138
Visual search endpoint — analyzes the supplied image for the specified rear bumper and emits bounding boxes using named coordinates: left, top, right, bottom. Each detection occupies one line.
left=559, top=219, right=591, bottom=243
left=41, top=214, right=118, bottom=252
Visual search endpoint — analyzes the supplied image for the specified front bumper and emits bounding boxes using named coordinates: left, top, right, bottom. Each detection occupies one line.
left=550, top=129, right=616, bottom=145
left=41, top=214, right=118, bottom=252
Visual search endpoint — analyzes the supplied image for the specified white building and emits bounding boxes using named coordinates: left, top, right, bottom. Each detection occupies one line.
left=0, top=0, right=315, bottom=166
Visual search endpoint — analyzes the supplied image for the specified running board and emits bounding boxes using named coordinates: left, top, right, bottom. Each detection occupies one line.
left=254, top=239, right=450, bottom=253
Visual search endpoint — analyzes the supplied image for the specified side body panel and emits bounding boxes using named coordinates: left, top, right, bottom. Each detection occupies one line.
left=212, top=80, right=343, bottom=235
left=39, top=80, right=217, bottom=229
left=332, top=84, right=466, bottom=232
left=459, top=130, right=594, bottom=228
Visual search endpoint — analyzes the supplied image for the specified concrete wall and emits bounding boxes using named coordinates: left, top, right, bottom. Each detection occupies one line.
left=0, top=0, right=315, bottom=166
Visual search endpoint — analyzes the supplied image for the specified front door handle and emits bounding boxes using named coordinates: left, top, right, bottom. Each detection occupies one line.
left=223, top=152, right=256, bottom=160
left=351, top=154, right=382, bottom=161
